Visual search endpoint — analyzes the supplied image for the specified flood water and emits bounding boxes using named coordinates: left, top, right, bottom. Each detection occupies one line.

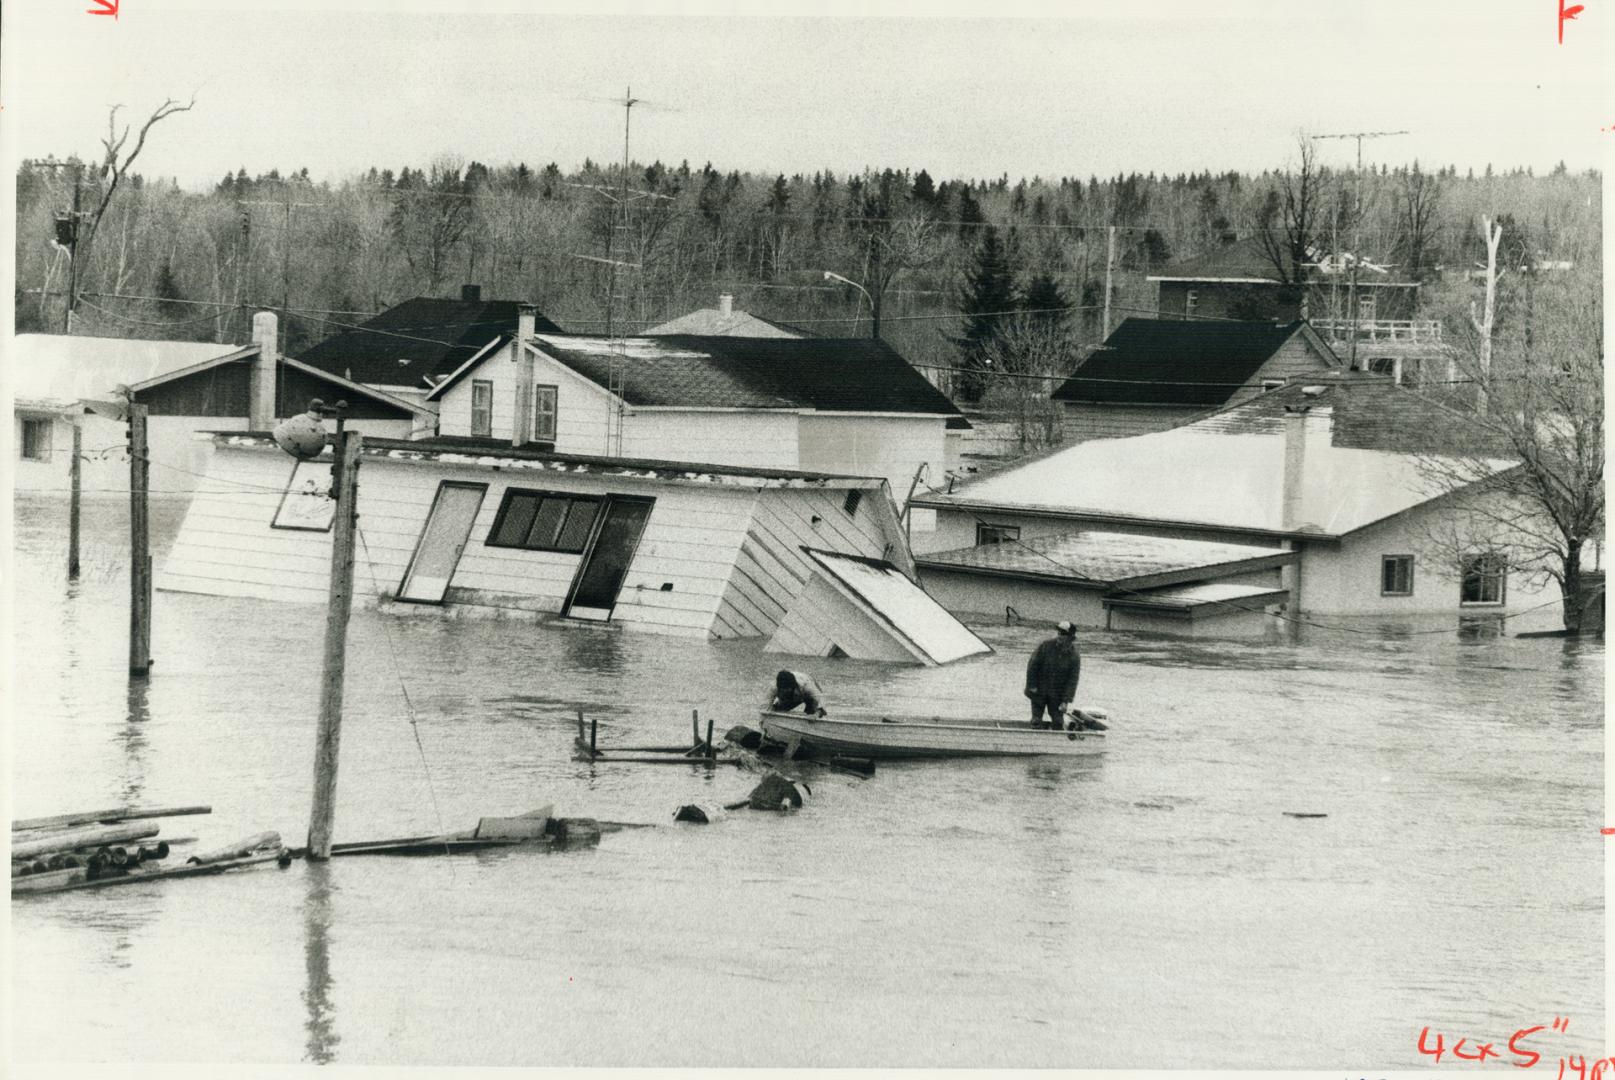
left=8, top=494, right=1606, bottom=1069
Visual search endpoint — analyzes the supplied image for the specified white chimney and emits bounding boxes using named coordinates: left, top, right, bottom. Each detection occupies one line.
left=512, top=304, right=537, bottom=447
left=249, top=311, right=279, bottom=430
left=718, top=293, right=734, bottom=319
left=1281, top=402, right=1331, bottom=531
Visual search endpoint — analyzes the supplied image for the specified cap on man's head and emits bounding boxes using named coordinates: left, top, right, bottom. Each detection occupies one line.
left=1056, top=620, right=1076, bottom=636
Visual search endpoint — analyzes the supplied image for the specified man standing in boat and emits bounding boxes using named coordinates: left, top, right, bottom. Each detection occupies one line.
left=1025, top=621, right=1081, bottom=730
left=769, top=670, right=827, bottom=717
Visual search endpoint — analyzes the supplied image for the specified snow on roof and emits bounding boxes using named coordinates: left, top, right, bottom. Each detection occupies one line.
left=923, top=401, right=1517, bottom=538
left=806, top=549, right=990, bottom=665
left=643, top=308, right=807, bottom=337
left=10, top=334, right=246, bottom=407
left=916, top=530, right=1294, bottom=586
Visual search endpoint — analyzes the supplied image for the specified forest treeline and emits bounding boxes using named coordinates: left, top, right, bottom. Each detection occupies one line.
left=13, top=149, right=1602, bottom=391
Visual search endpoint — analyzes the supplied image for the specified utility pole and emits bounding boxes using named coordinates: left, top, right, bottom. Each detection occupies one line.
left=28, top=159, right=88, bottom=332
left=1102, top=225, right=1117, bottom=339
left=68, top=422, right=82, bottom=581
left=128, top=403, right=152, bottom=677
left=243, top=180, right=314, bottom=355
left=1312, top=130, right=1408, bottom=370
left=307, top=426, right=363, bottom=860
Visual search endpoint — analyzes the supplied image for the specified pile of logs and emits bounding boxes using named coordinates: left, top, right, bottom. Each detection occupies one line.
left=11, top=805, right=290, bottom=897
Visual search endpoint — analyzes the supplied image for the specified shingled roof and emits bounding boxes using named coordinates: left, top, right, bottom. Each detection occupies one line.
left=1050, top=318, right=1336, bottom=407
left=296, top=297, right=564, bottom=388
left=498, top=334, right=968, bottom=421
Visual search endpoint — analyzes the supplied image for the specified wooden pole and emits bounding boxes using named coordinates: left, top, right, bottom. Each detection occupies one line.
left=13, top=804, right=211, bottom=832
left=68, top=422, right=81, bottom=580
left=306, top=431, right=363, bottom=861
left=128, top=404, right=151, bottom=677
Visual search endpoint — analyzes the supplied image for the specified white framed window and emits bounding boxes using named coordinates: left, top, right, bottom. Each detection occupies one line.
left=533, top=385, right=558, bottom=443
left=470, top=379, right=493, bottom=438
left=1460, top=553, right=1506, bottom=606
left=1381, top=554, right=1414, bottom=596
left=20, top=418, right=52, bottom=461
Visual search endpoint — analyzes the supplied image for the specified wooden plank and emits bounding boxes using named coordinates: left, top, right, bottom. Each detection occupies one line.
left=11, top=823, right=161, bottom=860
left=13, top=804, right=211, bottom=833
left=12, top=850, right=284, bottom=896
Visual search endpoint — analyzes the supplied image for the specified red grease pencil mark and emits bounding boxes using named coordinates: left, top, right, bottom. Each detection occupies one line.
left=87, top=0, right=119, bottom=18
left=1601, top=827, right=1615, bottom=834
left=1560, top=0, right=1585, bottom=43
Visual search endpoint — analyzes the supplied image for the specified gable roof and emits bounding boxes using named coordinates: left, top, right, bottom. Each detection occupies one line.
left=916, top=378, right=1517, bottom=539
left=644, top=307, right=812, bottom=337
left=10, top=333, right=247, bottom=407
left=429, top=333, right=968, bottom=423
left=1149, top=236, right=1419, bottom=287
left=126, top=348, right=432, bottom=419
left=295, top=297, right=563, bottom=387
left=1050, top=318, right=1337, bottom=407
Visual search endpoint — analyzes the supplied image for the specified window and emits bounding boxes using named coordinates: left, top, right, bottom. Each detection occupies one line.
left=1366, top=356, right=1400, bottom=382
left=470, top=380, right=493, bottom=438
left=843, top=489, right=863, bottom=516
left=1381, top=554, right=1414, bottom=596
left=1460, top=553, right=1506, bottom=606
left=976, top=523, right=1020, bottom=545
left=20, top=418, right=51, bottom=461
left=533, top=385, right=558, bottom=443
left=487, top=488, right=600, bottom=554
left=1184, top=290, right=1199, bottom=317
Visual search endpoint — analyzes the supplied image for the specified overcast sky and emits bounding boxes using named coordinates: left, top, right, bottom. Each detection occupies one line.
left=1, top=0, right=1608, bottom=190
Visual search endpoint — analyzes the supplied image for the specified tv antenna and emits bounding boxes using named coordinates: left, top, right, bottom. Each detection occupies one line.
left=1312, top=129, right=1409, bottom=369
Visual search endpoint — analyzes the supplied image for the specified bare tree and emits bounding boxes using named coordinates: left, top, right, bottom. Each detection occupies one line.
left=1396, top=162, right=1443, bottom=283
left=1254, top=134, right=1329, bottom=287
left=77, top=97, right=197, bottom=295
left=975, top=314, right=1075, bottom=454
left=1411, top=233, right=1603, bottom=632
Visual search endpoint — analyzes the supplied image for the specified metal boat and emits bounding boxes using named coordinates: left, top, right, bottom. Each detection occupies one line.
left=757, top=710, right=1107, bottom=760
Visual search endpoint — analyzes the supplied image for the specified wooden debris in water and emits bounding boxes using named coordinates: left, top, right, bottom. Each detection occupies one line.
left=1283, top=812, right=1329, bottom=819
left=574, top=709, right=730, bottom=766
left=12, top=805, right=212, bottom=833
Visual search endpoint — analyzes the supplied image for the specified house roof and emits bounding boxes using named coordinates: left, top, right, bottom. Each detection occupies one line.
left=916, top=379, right=1518, bottom=539
left=801, top=549, right=991, bottom=665
left=1102, top=582, right=1291, bottom=612
left=644, top=307, right=811, bottom=337
left=295, top=298, right=563, bottom=387
left=212, top=432, right=894, bottom=489
left=1050, top=318, right=1337, bottom=407
left=431, top=333, right=968, bottom=423
left=917, top=531, right=1296, bottom=589
left=124, top=348, right=433, bottom=418
left=10, top=333, right=247, bottom=408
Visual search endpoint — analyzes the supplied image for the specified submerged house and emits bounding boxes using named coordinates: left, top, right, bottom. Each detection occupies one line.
left=157, top=430, right=988, bottom=661
left=1050, top=318, right=1341, bottom=442
left=911, top=378, right=1550, bottom=636
left=423, top=309, right=968, bottom=502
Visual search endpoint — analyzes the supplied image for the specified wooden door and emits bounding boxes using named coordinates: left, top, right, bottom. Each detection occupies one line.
left=564, top=497, right=654, bottom=621
left=397, top=482, right=487, bottom=603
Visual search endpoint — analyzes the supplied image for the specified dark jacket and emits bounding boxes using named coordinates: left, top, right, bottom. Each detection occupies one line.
left=1025, top=636, right=1081, bottom=706
left=769, top=671, right=824, bottom=713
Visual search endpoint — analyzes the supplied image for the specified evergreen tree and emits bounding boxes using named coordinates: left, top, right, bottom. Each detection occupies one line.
left=154, top=258, right=186, bottom=321
left=955, top=226, right=1017, bottom=401
left=911, top=168, right=935, bottom=207
left=1021, top=270, right=1072, bottom=329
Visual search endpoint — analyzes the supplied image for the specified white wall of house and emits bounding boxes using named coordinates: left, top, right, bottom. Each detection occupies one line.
left=912, top=505, right=1269, bottom=558
left=621, top=410, right=800, bottom=470
left=798, top=413, right=947, bottom=503
left=1301, top=502, right=1557, bottom=617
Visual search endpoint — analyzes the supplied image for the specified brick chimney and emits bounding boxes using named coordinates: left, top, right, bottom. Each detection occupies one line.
left=461, top=284, right=481, bottom=303
left=512, top=303, right=537, bottom=448
left=1281, top=393, right=1329, bottom=531
left=249, top=311, right=279, bottom=431
left=718, top=293, right=734, bottom=319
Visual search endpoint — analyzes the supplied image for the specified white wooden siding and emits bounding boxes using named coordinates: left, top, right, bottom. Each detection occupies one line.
left=796, top=414, right=946, bottom=502
left=765, top=575, right=920, bottom=663
left=620, top=410, right=799, bottom=470
left=437, top=345, right=614, bottom=454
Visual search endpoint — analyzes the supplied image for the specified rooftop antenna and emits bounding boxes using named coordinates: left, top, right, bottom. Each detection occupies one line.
left=570, top=88, right=679, bottom=454
left=1311, top=130, right=1409, bottom=370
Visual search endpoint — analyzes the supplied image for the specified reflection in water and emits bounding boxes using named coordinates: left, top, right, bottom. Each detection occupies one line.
left=119, top=678, right=151, bottom=807
left=301, top=861, right=339, bottom=1064
left=560, top=625, right=627, bottom=675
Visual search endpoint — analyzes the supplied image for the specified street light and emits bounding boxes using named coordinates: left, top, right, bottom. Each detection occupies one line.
left=822, top=270, right=873, bottom=337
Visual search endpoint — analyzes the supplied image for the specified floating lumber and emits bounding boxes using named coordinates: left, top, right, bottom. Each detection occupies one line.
left=186, top=832, right=282, bottom=866
left=573, top=709, right=729, bottom=766
left=12, top=850, right=285, bottom=897
left=11, top=823, right=160, bottom=861
left=12, top=805, right=212, bottom=832
left=286, top=809, right=602, bottom=858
